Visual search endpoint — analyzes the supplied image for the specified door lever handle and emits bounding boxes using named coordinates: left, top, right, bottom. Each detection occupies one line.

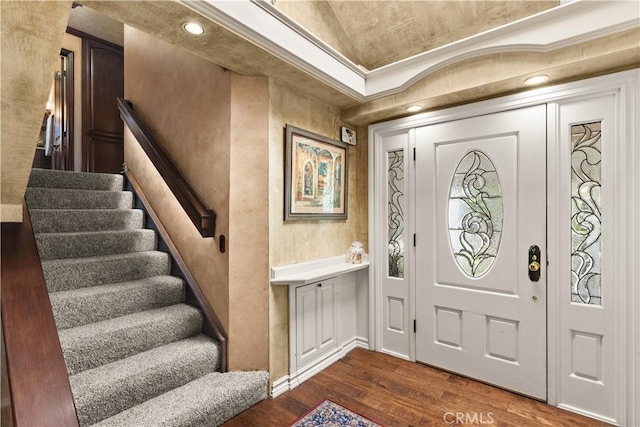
left=528, top=245, right=541, bottom=282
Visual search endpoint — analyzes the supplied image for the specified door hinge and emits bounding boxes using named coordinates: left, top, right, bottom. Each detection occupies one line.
left=413, top=234, right=416, bottom=247
left=413, top=147, right=416, bottom=161
left=413, top=319, right=416, bottom=333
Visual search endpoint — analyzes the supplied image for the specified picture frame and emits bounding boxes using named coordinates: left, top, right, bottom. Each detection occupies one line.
left=285, top=125, right=348, bottom=221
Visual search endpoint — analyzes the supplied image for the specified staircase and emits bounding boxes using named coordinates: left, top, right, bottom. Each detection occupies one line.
left=25, top=168, right=268, bottom=427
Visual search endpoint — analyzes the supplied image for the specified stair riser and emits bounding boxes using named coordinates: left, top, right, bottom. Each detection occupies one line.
left=51, top=278, right=186, bottom=330
left=26, top=188, right=133, bottom=210
left=43, top=252, right=171, bottom=292
left=29, top=168, right=123, bottom=191
left=71, top=336, right=219, bottom=426
left=93, top=371, right=269, bottom=427
left=30, top=209, right=144, bottom=233
left=36, top=230, right=157, bottom=260
left=60, top=305, right=204, bottom=375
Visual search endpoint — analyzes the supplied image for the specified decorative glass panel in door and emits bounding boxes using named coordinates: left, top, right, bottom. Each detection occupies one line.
left=388, top=150, right=405, bottom=278
left=448, top=150, right=503, bottom=278
left=571, top=122, right=602, bottom=305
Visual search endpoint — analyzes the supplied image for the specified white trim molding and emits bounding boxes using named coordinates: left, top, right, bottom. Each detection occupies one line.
left=270, top=336, right=369, bottom=398
left=181, top=0, right=638, bottom=101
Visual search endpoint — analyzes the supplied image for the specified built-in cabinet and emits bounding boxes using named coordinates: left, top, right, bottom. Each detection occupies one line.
left=295, top=280, right=337, bottom=368
left=271, top=256, right=370, bottom=397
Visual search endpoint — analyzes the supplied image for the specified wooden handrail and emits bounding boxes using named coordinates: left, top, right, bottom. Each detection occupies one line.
left=117, top=98, right=216, bottom=238
left=123, top=170, right=228, bottom=372
left=1, top=204, right=79, bottom=427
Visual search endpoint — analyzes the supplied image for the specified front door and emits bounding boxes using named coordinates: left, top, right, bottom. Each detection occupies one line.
left=414, top=105, right=547, bottom=399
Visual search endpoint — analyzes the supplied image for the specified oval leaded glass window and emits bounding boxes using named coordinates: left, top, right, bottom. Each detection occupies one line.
left=448, top=150, right=503, bottom=278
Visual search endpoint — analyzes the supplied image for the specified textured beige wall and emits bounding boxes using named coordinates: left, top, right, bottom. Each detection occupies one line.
left=124, top=27, right=271, bottom=370
left=228, top=74, right=270, bottom=370
left=1, top=1, right=72, bottom=222
left=124, top=26, right=231, bottom=330
left=268, top=80, right=368, bottom=380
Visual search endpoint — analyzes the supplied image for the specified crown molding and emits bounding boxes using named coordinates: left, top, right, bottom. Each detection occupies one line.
left=181, top=0, right=639, bottom=102
left=182, top=0, right=366, bottom=102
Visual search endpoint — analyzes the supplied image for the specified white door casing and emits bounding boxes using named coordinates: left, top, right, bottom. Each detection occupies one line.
left=369, top=69, right=638, bottom=425
left=414, top=105, right=547, bottom=399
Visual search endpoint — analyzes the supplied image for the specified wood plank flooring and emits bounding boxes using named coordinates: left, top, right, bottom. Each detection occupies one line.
left=224, top=348, right=608, bottom=426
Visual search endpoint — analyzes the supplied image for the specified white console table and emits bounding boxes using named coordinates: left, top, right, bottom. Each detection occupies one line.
left=270, top=256, right=370, bottom=396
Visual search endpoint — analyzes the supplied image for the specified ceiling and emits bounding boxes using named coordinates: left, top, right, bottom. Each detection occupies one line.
left=67, top=4, right=123, bottom=46
left=75, top=0, right=638, bottom=124
left=71, top=1, right=560, bottom=70
left=274, top=0, right=560, bottom=70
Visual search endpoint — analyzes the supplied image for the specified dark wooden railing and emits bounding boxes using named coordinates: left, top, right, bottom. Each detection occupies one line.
left=1, top=204, right=79, bottom=427
left=117, top=98, right=216, bottom=238
left=123, top=170, right=228, bottom=371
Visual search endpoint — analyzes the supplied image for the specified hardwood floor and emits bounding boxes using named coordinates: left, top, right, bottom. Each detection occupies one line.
left=224, top=348, right=608, bottom=426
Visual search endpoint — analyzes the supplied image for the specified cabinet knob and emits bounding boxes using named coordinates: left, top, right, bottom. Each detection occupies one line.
left=317, top=283, right=322, bottom=287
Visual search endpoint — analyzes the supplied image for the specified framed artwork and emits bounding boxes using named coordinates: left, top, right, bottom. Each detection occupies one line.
left=285, top=125, right=348, bottom=221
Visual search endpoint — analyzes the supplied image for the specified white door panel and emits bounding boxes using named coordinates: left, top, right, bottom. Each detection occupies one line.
left=554, top=95, right=618, bottom=421
left=415, top=105, right=547, bottom=399
left=377, top=131, right=412, bottom=359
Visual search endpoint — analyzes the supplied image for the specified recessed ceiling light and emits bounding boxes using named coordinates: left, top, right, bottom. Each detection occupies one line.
left=406, top=105, right=422, bottom=112
left=182, top=22, right=205, bottom=36
left=524, top=75, right=549, bottom=86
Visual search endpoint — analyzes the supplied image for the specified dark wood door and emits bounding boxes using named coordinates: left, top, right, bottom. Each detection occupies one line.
left=52, top=50, right=74, bottom=171
left=82, top=38, right=123, bottom=173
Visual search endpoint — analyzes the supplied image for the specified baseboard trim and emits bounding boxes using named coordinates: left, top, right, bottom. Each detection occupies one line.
left=271, top=336, right=370, bottom=397
left=354, top=335, right=370, bottom=350
left=557, top=404, right=618, bottom=425
left=270, top=375, right=290, bottom=398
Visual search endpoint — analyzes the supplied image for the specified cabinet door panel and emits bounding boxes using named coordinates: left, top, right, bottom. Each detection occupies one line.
left=318, top=281, right=337, bottom=350
left=295, top=280, right=338, bottom=368
left=296, top=284, right=318, bottom=365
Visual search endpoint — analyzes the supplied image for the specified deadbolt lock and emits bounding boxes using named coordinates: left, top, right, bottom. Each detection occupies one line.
left=528, top=245, right=541, bottom=282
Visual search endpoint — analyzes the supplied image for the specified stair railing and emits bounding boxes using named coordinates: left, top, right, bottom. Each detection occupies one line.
left=117, top=100, right=227, bottom=371
left=117, top=98, right=216, bottom=238
left=1, top=204, right=79, bottom=427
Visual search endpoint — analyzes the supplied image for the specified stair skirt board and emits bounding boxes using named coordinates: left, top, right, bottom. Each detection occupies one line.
left=26, top=168, right=267, bottom=426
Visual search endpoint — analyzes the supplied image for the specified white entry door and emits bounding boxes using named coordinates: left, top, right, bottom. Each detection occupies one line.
left=415, top=105, right=547, bottom=399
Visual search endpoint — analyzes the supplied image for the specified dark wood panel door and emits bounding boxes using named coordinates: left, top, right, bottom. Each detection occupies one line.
left=52, top=49, right=74, bottom=171
left=83, top=38, right=123, bottom=173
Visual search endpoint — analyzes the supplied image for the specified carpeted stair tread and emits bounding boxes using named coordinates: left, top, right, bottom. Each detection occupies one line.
left=71, top=334, right=220, bottom=427
left=26, top=168, right=266, bottom=425
left=30, top=209, right=144, bottom=233
left=29, top=168, right=123, bottom=191
left=35, top=229, right=157, bottom=260
left=42, top=251, right=171, bottom=292
left=26, top=187, right=133, bottom=210
left=91, top=370, right=269, bottom=427
left=51, top=276, right=186, bottom=330
left=60, top=304, right=203, bottom=376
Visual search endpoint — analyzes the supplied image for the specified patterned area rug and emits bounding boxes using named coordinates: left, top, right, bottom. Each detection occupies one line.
left=291, top=399, right=382, bottom=427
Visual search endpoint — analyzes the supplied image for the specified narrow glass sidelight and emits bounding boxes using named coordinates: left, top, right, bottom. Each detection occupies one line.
left=448, top=150, right=503, bottom=278
left=388, top=150, right=404, bottom=278
left=571, top=122, right=602, bottom=305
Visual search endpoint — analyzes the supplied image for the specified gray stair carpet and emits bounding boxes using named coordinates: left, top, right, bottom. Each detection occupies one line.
left=26, top=168, right=267, bottom=427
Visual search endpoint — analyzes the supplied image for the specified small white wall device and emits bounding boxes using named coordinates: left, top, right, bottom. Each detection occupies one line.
left=340, top=126, right=356, bottom=145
